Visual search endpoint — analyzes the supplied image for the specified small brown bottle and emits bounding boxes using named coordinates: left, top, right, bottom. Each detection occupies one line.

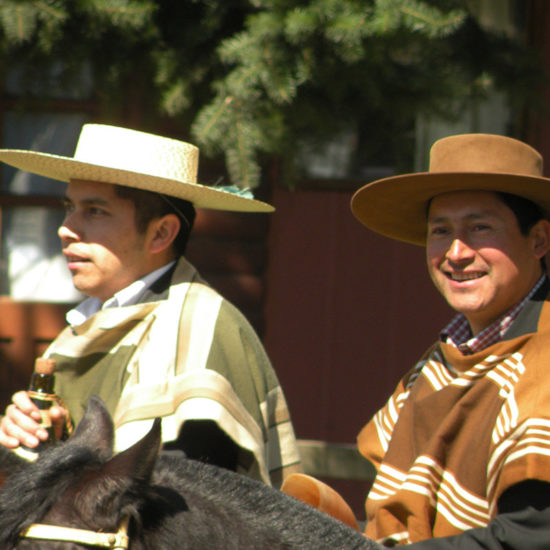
left=28, top=357, right=57, bottom=446
left=14, top=357, right=57, bottom=461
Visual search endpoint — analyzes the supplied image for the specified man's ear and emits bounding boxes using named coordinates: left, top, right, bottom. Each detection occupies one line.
left=148, top=214, right=181, bottom=254
left=531, top=219, right=550, bottom=260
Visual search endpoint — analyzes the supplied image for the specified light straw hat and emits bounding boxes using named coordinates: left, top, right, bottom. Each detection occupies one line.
left=0, top=124, right=273, bottom=212
left=351, top=133, right=550, bottom=245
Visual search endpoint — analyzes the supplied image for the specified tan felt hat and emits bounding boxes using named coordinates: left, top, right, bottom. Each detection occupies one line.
left=0, top=123, right=274, bottom=213
left=351, top=133, right=550, bottom=245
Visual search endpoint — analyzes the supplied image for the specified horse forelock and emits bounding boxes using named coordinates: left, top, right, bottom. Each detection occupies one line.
left=0, top=443, right=106, bottom=545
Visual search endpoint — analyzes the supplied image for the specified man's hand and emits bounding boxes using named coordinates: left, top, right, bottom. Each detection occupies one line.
left=0, top=391, right=68, bottom=449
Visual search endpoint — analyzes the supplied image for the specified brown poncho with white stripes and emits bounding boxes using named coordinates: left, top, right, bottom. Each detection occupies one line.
left=358, top=288, right=550, bottom=545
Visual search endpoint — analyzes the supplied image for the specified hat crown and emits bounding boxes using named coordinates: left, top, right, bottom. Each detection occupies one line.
left=429, top=133, right=543, bottom=177
left=0, top=123, right=274, bottom=212
left=350, top=132, right=550, bottom=246
left=74, top=124, right=198, bottom=184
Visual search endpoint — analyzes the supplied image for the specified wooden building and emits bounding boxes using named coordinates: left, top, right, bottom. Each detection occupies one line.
left=1, top=1, right=550, bottom=520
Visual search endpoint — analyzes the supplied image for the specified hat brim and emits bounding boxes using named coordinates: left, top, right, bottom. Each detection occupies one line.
left=0, top=150, right=274, bottom=213
left=351, top=171, right=550, bottom=246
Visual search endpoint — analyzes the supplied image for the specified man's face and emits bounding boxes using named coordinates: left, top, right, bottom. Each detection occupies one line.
left=58, top=179, right=152, bottom=302
left=426, top=190, right=548, bottom=335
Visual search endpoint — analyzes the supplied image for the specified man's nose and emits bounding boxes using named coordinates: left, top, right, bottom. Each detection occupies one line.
left=446, top=237, right=475, bottom=263
left=57, top=216, right=79, bottom=242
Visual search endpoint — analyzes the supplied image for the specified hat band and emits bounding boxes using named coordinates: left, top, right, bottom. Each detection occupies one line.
left=157, top=194, right=192, bottom=230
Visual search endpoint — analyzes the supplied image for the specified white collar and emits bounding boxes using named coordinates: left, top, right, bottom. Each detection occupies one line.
left=66, top=261, right=176, bottom=326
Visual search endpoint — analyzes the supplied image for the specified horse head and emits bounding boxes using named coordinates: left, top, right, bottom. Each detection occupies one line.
left=0, top=396, right=380, bottom=550
left=0, top=395, right=162, bottom=549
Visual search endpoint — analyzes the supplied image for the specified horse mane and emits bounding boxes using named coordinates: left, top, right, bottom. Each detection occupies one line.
left=0, top=397, right=380, bottom=550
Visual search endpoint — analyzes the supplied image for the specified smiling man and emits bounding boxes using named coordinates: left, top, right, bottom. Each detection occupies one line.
left=426, top=190, right=548, bottom=335
left=350, top=134, right=550, bottom=548
left=0, top=123, right=301, bottom=487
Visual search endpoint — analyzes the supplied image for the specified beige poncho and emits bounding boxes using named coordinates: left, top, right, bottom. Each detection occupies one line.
left=45, top=257, right=301, bottom=486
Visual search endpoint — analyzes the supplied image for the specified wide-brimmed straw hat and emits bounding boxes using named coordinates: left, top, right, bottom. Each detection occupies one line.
left=0, top=123, right=273, bottom=213
left=351, top=133, right=550, bottom=245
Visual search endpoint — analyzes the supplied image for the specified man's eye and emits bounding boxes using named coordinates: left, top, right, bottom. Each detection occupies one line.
left=428, top=226, right=448, bottom=236
left=87, top=207, right=107, bottom=216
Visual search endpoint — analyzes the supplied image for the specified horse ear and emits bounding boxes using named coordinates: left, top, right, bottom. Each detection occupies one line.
left=101, top=418, right=162, bottom=483
left=57, top=409, right=161, bottom=526
left=69, top=396, right=114, bottom=459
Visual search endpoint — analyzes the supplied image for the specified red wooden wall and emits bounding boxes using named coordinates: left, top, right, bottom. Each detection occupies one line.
left=263, top=184, right=453, bottom=516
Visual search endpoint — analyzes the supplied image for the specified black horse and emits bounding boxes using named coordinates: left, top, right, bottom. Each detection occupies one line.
left=0, top=396, right=381, bottom=549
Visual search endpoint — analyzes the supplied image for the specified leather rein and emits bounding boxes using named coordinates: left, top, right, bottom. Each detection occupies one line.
left=19, top=516, right=129, bottom=548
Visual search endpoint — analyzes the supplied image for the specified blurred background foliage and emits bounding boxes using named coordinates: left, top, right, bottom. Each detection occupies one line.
left=0, top=0, right=545, bottom=188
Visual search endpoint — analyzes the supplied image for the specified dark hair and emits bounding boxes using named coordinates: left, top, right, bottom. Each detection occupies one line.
left=496, top=192, right=544, bottom=235
left=496, top=192, right=546, bottom=269
left=496, top=192, right=547, bottom=270
left=113, top=185, right=196, bottom=255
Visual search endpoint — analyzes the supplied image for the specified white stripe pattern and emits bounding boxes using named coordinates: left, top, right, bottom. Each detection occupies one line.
left=489, top=353, right=525, bottom=443
left=488, top=418, right=550, bottom=503
left=373, top=388, right=412, bottom=452
left=373, top=361, right=428, bottom=452
left=370, top=455, right=490, bottom=531
left=422, top=359, right=454, bottom=390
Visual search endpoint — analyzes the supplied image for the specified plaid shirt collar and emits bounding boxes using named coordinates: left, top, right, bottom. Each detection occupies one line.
left=441, top=274, right=547, bottom=355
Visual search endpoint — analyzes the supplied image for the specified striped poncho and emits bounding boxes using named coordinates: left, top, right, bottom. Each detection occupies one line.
left=358, top=286, right=550, bottom=545
left=44, top=257, right=301, bottom=487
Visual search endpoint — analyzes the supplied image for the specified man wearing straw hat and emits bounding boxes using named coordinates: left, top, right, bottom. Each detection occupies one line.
left=349, top=133, right=550, bottom=547
left=0, top=123, right=300, bottom=487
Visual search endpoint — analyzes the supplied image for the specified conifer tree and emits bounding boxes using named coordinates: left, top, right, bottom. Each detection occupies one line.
left=0, top=0, right=543, bottom=188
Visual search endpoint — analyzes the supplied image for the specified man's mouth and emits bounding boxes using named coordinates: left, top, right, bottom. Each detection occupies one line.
left=446, top=272, right=484, bottom=282
left=63, top=252, right=90, bottom=266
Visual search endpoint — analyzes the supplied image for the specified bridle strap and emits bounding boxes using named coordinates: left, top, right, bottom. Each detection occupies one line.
left=19, top=516, right=129, bottom=549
